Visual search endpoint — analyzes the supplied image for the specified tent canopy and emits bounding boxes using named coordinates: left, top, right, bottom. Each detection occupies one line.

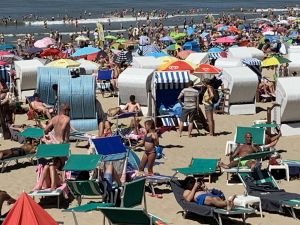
left=228, top=47, right=264, bottom=60
left=214, top=57, right=243, bottom=69
left=185, top=53, right=209, bottom=65
left=131, top=56, right=160, bottom=69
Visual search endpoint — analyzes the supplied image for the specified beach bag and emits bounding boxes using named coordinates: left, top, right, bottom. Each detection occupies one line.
left=212, top=89, right=220, bottom=104
left=171, top=103, right=182, bottom=117
left=155, top=146, right=163, bottom=159
left=158, top=104, right=169, bottom=116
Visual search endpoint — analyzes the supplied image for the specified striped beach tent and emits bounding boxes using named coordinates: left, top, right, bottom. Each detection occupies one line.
left=0, top=65, right=10, bottom=84
left=137, top=44, right=160, bottom=56
left=208, top=52, right=227, bottom=60
left=154, top=70, right=190, bottom=90
left=241, top=58, right=261, bottom=66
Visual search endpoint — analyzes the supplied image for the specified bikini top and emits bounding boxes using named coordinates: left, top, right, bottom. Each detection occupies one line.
left=144, top=134, right=154, bottom=144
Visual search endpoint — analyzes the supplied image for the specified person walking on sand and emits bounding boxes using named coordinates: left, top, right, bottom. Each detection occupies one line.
left=178, top=80, right=199, bottom=137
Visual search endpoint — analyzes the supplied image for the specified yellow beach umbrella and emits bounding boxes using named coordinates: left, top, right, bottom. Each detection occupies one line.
left=157, top=56, right=178, bottom=65
left=47, top=59, right=80, bottom=68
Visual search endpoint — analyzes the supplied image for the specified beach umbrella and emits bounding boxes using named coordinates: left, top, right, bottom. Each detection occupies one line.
left=25, top=47, right=43, bottom=54
left=0, top=60, right=9, bottom=66
left=214, top=36, right=235, bottom=44
left=200, top=31, right=209, bottom=38
left=187, top=27, right=195, bottom=36
left=0, top=51, right=13, bottom=56
left=177, top=50, right=194, bottom=59
left=34, top=40, right=48, bottom=48
left=173, top=33, right=186, bottom=40
left=40, top=48, right=61, bottom=57
left=157, top=56, right=178, bottom=65
left=145, top=52, right=169, bottom=58
left=104, top=35, right=117, bottom=40
left=194, top=64, right=221, bottom=74
left=0, top=44, right=15, bottom=50
left=261, top=56, right=291, bottom=67
left=110, top=43, right=122, bottom=50
left=218, top=25, right=228, bottom=31
left=227, top=26, right=240, bottom=33
left=239, top=40, right=250, bottom=47
left=116, top=38, right=127, bottom=44
left=208, top=47, right=223, bottom=53
left=46, top=59, right=80, bottom=68
left=2, top=192, right=58, bottom=225
left=76, top=59, right=100, bottom=73
left=158, top=60, right=195, bottom=73
left=167, top=44, right=182, bottom=51
left=159, top=36, right=175, bottom=43
left=71, top=46, right=100, bottom=57
left=75, top=35, right=89, bottom=42
left=214, top=24, right=224, bottom=29
left=42, top=37, right=56, bottom=45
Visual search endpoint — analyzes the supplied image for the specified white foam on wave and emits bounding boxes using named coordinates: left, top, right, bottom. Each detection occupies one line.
left=24, top=13, right=219, bottom=26
left=256, top=7, right=300, bottom=12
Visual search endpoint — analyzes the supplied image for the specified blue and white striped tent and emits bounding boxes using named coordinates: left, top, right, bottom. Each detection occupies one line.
left=0, top=65, right=10, bottom=85
left=154, top=71, right=190, bottom=90
left=153, top=71, right=190, bottom=127
left=137, top=44, right=160, bottom=56
left=241, top=58, right=261, bottom=66
left=208, top=52, right=223, bottom=59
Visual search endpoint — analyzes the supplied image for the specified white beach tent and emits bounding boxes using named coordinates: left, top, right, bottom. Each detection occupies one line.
left=14, top=59, right=44, bottom=99
left=214, top=57, right=243, bottom=69
left=288, top=52, right=300, bottom=76
left=271, top=77, right=300, bottom=136
left=118, top=67, right=154, bottom=116
left=185, top=53, right=209, bottom=65
left=228, top=47, right=264, bottom=60
left=287, top=45, right=300, bottom=54
left=76, top=59, right=99, bottom=74
left=131, top=56, right=160, bottom=69
left=222, top=66, right=258, bottom=115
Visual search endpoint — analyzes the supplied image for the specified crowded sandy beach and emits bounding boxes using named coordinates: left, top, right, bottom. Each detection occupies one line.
left=1, top=2, right=300, bottom=225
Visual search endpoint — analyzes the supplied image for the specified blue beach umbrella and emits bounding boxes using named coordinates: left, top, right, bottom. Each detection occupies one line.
left=159, top=36, right=175, bottom=43
left=187, top=27, right=195, bottom=36
left=71, top=47, right=100, bottom=57
left=0, top=44, right=16, bottom=50
left=145, top=52, right=169, bottom=58
left=208, top=47, right=222, bottom=53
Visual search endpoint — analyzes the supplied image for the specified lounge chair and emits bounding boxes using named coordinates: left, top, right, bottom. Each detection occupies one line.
left=173, top=158, right=220, bottom=183
left=223, top=150, right=276, bottom=185
left=96, top=69, right=114, bottom=97
left=238, top=169, right=300, bottom=219
left=28, top=143, right=71, bottom=208
left=26, top=96, right=50, bottom=126
left=170, top=179, right=256, bottom=225
left=64, top=178, right=147, bottom=225
left=0, top=127, right=44, bottom=173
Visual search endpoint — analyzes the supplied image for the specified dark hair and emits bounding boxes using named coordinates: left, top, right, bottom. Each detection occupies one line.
left=129, top=95, right=135, bottom=102
left=52, top=84, right=58, bottom=91
left=183, top=177, right=196, bottom=190
left=60, top=103, right=70, bottom=111
left=188, top=80, right=194, bottom=87
left=33, top=93, right=39, bottom=98
left=144, top=119, right=155, bottom=130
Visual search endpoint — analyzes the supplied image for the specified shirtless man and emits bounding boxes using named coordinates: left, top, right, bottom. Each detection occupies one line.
left=43, top=103, right=70, bottom=144
left=122, top=95, right=141, bottom=113
left=0, top=139, right=37, bottom=160
left=31, top=93, right=52, bottom=119
left=219, top=132, right=260, bottom=169
left=183, top=177, right=235, bottom=210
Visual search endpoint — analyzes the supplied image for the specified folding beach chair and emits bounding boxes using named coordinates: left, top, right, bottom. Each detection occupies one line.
left=223, top=150, right=275, bottom=185
left=225, top=126, right=265, bottom=156
left=64, top=178, right=147, bottom=225
left=26, top=96, right=49, bottom=126
left=173, top=158, right=220, bottom=183
left=170, top=179, right=256, bottom=225
left=28, top=143, right=71, bottom=208
left=238, top=169, right=300, bottom=219
left=96, top=69, right=114, bottom=97
left=0, top=127, right=44, bottom=173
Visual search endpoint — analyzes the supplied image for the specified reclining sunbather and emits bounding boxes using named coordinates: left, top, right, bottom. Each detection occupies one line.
left=0, top=140, right=37, bottom=160
left=182, top=177, right=236, bottom=210
left=219, top=132, right=260, bottom=169
left=31, top=93, right=53, bottom=119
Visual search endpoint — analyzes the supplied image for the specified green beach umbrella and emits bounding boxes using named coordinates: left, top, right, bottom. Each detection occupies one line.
left=105, top=35, right=117, bottom=40
left=166, top=43, right=182, bottom=51
left=116, top=38, right=127, bottom=44
left=173, top=33, right=186, bottom=40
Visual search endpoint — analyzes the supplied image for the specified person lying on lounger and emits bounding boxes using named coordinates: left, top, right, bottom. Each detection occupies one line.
left=0, top=190, right=16, bottom=217
left=31, top=93, right=53, bottom=119
left=0, top=139, right=37, bottom=160
left=219, top=132, right=260, bottom=169
left=183, top=177, right=236, bottom=210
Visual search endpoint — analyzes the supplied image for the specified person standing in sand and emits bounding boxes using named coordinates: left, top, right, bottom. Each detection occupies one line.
left=43, top=103, right=71, bottom=144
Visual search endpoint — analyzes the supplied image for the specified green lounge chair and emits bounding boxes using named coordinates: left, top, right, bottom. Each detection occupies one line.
left=223, top=150, right=275, bottom=185
left=0, top=128, right=44, bottom=173
left=173, top=158, right=219, bottom=183
left=97, top=207, right=168, bottom=225
left=64, top=178, right=147, bottom=224
left=238, top=169, right=300, bottom=219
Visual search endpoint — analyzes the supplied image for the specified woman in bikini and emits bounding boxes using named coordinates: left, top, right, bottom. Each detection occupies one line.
left=135, top=119, right=158, bottom=175
left=183, top=177, right=236, bottom=210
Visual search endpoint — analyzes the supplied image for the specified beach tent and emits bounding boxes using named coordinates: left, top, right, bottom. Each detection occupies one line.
left=222, top=66, right=258, bottom=115
left=272, top=77, right=300, bottom=136
left=76, top=59, right=100, bottom=74
left=288, top=52, right=300, bottom=75
left=14, top=59, right=44, bottom=99
left=228, top=47, right=264, bottom=60
left=131, top=56, right=160, bottom=69
left=59, top=75, right=97, bottom=131
left=151, top=70, right=190, bottom=120
left=0, top=65, right=10, bottom=85
left=2, top=192, right=58, bottom=225
left=118, top=68, right=154, bottom=116
left=185, top=53, right=209, bottom=65
left=214, top=57, right=243, bottom=69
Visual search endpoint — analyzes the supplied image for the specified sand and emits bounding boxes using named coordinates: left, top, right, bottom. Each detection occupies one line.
left=1, top=96, right=300, bottom=225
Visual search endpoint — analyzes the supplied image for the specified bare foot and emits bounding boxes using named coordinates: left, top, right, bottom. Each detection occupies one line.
left=226, top=195, right=236, bottom=211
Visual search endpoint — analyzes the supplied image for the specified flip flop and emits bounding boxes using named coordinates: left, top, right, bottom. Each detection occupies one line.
left=149, top=193, right=163, bottom=199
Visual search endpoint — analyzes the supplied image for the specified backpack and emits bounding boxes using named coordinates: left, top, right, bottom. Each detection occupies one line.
left=155, top=146, right=163, bottom=159
left=212, top=89, right=220, bottom=104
